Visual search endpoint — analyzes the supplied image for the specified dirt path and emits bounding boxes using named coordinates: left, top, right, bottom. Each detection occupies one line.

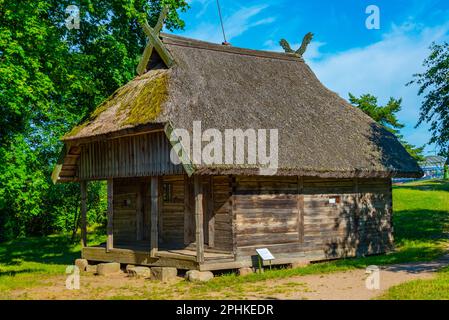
left=8, top=255, right=449, bottom=300
left=259, top=254, right=449, bottom=300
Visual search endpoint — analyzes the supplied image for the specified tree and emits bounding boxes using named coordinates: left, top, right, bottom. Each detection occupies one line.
left=408, top=42, right=449, bottom=156
left=0, top=0, right=189, bottom=240
left=348, top=93, right=425, bottom=161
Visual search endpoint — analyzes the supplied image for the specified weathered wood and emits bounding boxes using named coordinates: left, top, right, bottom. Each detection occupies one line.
left=150, top=176, right=159, bottom=257
left=158, top=177, right=163, bottom=243
left=82, top=246, right=197, bottom=270
left=298, top=176, right=304, bottom=243
left=136, top=183, right=144, bottom=241
left=161, top=176, right=184, bottom=244
left=78, top=131, right=183, bottom=180
left=140, top=18, right=174, bottom=68
left=80, top=180, right=87, bottom=248
left=194, top=176, right=205, bottom=263
left=208, top=176, right=215, bottom=248
left=184, top=175, right=194, bottom=245
left=231, top=176, right=237, bottom=256
left=107, top=179, right=114, bottom=252
left=137, top=7, right=171, bottom=75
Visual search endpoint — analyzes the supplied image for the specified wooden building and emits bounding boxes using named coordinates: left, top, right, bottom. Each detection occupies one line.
left=52, top=27, right=422, bottom=271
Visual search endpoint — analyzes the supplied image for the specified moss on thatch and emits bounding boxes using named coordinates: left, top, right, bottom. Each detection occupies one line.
left=118, top=72, right=168, bottom=127
left=63, top=70, right=168, bottom=140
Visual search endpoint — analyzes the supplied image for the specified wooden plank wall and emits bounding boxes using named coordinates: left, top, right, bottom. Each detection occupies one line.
left=302, top=177, right=358, bottom=258
left=78, top=131, right=183, bottom=180
left=211, top=176, right=233, bottom=251
left=161, top=175, right=185, bottom=246
left=357, top=178, right=394, bottom=255
left=161, top=175, right=234, bottom=252
left=302, top=177, right=393, bottom=258
left=233, top=176, right=393, bottom=261
left=112, top=179, right=141, bottom=243
left=234, top=176, right=301, bottom=258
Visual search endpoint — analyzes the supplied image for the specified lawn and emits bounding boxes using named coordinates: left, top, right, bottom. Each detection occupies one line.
left=378, top=179, right=449, bottom=300
left=0, top=180, right=448, bottom=299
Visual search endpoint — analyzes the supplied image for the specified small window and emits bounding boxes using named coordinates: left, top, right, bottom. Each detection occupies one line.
left=163, top=183, right=172, bottom=203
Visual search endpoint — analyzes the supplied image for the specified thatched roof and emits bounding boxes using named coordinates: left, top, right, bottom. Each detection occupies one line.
left=62, top=33, right=422, bottom=178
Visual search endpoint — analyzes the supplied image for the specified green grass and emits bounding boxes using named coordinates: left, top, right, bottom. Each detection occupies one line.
left=378, top=266, right=449, bottom=300
left=0, top=180, right=448, bottom=299
left=0, top=231, right=105, bottom=298
left=377, top=179, right=449, bottom=300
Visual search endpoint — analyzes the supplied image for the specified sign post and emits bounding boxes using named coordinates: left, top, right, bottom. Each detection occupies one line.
left=256, top=248, right=275, bottom=273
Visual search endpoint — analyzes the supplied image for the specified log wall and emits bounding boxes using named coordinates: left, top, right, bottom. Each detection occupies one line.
left=109, top=175, right=392, bottom=265
left=161, top=175, right=185, bottom=246
left=211, top=176, right=233, bottom=251
left=112, top=178, right=144, bottom=243
left=234, top=176, right=393, bottom=262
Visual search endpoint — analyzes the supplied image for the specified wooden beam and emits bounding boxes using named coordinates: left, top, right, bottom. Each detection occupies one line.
left=140, top=19, right=174, bottom=68
left=158, top=177, right=163, bottom=244
left=194, top=175, right=204, bottom=264
left=207, top=176, right=215, bottom=248
left=136, top=183, right=144, bottom=241
left=154, top=7, right=168, bottom=33
left=80, top=180, right=87, bottom=248
left=136, top=7, right=169, bottom=75
left=164, top=122, right=195, bottom=177
left=106, top=178, right=114, bottom=252
left=150, top=176, right=159, bottom=257
left=184, top=175, right=192, bottom=245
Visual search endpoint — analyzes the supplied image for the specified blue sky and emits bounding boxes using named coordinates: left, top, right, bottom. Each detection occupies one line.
left=171, top=0, right=449, bottom=155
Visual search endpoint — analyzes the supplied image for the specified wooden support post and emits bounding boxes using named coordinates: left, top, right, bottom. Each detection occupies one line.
left=150, top=176, right=159, bottom=258
left=184, top=175, right=192, bottom=245
left=80, top=180, right=87, bottom=248
left=106, top=178, right=114, bottom=252
left=207, top=176, right=215, bottom=248
left=194, top=175, right=205, bottom=264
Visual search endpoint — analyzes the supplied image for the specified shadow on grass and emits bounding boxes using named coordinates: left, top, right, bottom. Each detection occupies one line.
left=394, top=209, right=449, bottom=243
left=0, top=269, right=46, bottom=277
left=0, top=235, right=80, bottom=267
left=393, top=180, right=449, bottom=193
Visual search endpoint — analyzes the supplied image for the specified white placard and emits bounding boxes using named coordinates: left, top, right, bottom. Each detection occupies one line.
left=256, top=248, right=275, bottom=261
left=329, top=198, right=336, bottom=204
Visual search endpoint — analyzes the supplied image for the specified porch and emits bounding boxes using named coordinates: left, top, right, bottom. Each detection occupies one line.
left=82, top=241, right=236, bottom=271
left=79, top=174, right=236, bottom=270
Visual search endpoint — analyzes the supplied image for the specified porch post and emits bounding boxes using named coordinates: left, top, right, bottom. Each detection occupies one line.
left=150, top=176, right=159, bottom=257
left=80, top=180, right=87, bottom=248
left=194, top=175, right=205, bottom=264
left=106, top=178, right=114, bottom=252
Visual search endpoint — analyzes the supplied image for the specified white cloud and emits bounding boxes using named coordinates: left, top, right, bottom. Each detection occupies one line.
left=306, top=22, right=449, bottom=155
left=178, top=4, right=276, bottom=43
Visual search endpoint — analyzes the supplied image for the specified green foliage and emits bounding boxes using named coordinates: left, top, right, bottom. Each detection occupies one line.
left=0, top=0, right=189, bottom=241
left=409, top=42, right=449, bottom=156
left=349, top=93, right=425, bottom=161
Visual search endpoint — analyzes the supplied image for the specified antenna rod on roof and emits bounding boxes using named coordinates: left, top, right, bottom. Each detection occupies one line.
left=216, top=0, right=230, bottom=46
